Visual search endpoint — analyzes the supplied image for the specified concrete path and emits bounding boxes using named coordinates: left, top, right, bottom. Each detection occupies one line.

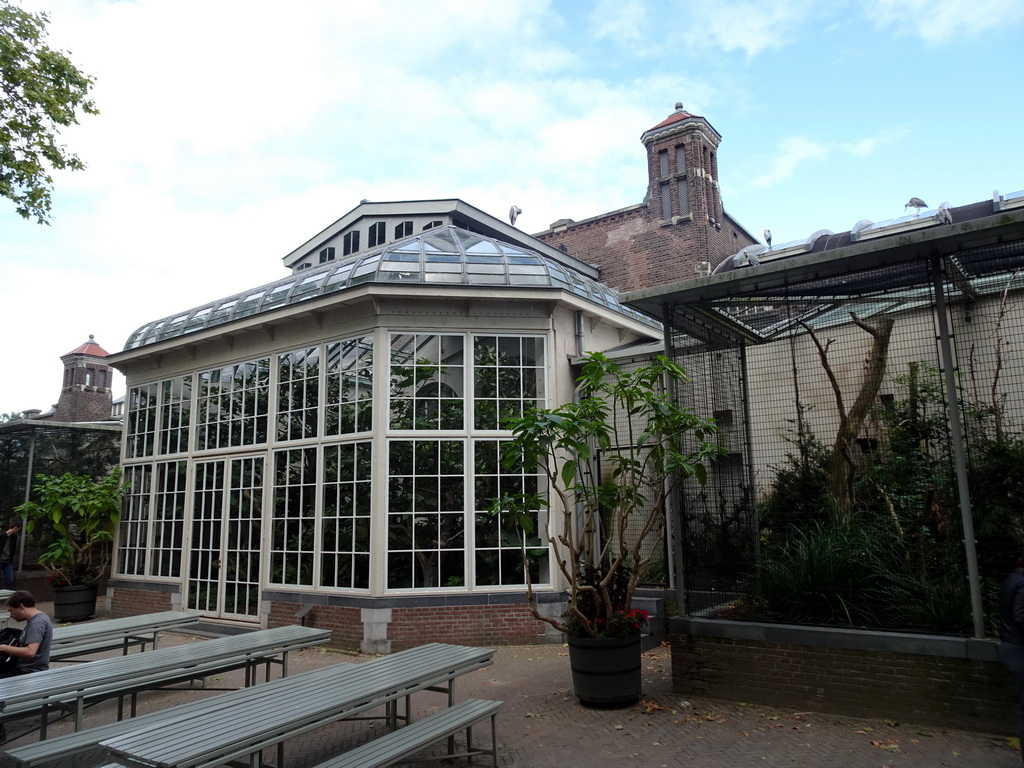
left=1, top=616, right=1020, bottom=767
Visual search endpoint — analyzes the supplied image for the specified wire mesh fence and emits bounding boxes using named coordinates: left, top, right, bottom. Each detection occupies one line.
left=667, top=240, right=1024, bottom=637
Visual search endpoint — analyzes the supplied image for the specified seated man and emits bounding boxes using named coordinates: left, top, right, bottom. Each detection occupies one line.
left=0, top=590, right=54, bottom=742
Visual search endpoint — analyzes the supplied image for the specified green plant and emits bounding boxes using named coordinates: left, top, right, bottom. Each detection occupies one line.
left=15, top=470, right=125, bottom=587
left=492, top=352, right=720, bottom=638
left=752, top=516, right=917, bottom=628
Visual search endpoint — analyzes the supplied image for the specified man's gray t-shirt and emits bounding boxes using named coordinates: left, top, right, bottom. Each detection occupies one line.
left=17, top=611, right=53, bottom=672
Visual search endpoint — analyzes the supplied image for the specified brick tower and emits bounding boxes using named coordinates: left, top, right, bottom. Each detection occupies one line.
left=52, top=335, right=114, bottom=422
left=642, top=102, right=723, bottom=234
left=535, top=103, right=755, bottom=293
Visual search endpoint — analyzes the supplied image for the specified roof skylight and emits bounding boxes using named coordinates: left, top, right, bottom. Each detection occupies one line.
left=124, top=225, right=657, bottom=350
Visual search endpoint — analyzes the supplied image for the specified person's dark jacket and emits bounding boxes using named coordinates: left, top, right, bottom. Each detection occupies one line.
left=0, top=530, right=16, bottom=563
left=1001, top=568, right=1024, bottom=645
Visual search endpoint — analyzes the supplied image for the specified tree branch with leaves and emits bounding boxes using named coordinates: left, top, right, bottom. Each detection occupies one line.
left=1, top=0, right=98, bottom=223
left=493, top=352, right=721, bottom=637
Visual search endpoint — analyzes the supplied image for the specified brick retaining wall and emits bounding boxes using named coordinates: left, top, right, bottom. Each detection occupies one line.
left=671, top=618, right=1015, bottom=732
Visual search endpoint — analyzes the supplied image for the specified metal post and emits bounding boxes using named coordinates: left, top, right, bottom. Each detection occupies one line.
left=17, top=431, right=36, bottom=573
left=932, top=257, right=985, bottom=639
left=739, top=343, right=759, bottom=566
left=663, top=304, right=689, bottom=615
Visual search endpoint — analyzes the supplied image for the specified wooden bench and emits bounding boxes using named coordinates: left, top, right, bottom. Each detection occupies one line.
left=0, top=624, right=330, bottom=739
left=313, top=698, right=501, bottom=768
left=98, top=643, right=495, bottom=768
left=49, top=611, right=198, bottom=662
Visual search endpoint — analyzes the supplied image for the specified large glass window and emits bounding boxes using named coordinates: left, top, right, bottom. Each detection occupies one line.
left=159, top=376, right=192, bottom=455
left=473, top=440, right=548, bottom=586
left=383, top=333, right=549, bottom=591
left=473, top=336, right=544, bottom=430
left=126, top=383, right=159, bottom=458
left=387, top=439, right=465, bottom=588
left=277, top=347, right=320, bottom=441
left=389, top=334, right=464, bottom=430
left=321, top=442, right=372, bottom=589
left=152, top=460, right=187, bottom=578
left=271, top=447, right=317, bottom=586
left=325, top=335, right=373, bottom=435
left=118, top=465, right=151, bottom=575
left=195, top=359, right=270, bottom=450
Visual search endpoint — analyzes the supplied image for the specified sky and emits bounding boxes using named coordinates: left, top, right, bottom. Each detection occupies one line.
left=2, top=0, right=1023, bottom=414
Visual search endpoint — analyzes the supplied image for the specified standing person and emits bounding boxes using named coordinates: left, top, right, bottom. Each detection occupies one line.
left=0, top=523, right=19, bottom=589
left=0, top=590, right=53, bottom=742
left=1001, top=555, right=1024, bottom=764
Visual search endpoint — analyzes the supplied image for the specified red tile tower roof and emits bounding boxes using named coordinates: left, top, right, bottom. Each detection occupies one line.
left=647, top=104, right=695, bottom=132
left=64, top=334, right=110, bottom=358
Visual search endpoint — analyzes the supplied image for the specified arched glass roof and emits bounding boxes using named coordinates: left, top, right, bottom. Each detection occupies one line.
left=125, top=225, right=658, bottom=349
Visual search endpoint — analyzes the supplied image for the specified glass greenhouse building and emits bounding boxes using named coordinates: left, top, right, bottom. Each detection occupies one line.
left=108, top=214, right=661, bottom=652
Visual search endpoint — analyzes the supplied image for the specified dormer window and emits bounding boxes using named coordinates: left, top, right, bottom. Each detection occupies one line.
left=395, top=221, right=413, bottom=238
left=368, top=222, right=386, bottom=248
left=343, top=231, right=360, bottom=256
left=422, top=220, right=443, bottom=231
left=319, top=247, right=336, bottom=264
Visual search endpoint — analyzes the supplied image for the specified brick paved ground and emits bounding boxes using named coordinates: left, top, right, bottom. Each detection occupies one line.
left=2, top=614, right=1022, bottom=768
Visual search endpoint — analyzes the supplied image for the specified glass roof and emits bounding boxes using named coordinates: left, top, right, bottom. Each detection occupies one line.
left=125, top=225, right=657, bottom=350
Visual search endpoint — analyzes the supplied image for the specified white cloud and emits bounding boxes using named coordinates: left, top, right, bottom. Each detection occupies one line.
left=685, top=0, right=815, bottom=58
left=749, top=136, right=828, bottom=188
left=865, top=0, right=1024, bottom=43
left=747, top=128, right=902, bottom=189
left=589, top=0, right=648, bottom=43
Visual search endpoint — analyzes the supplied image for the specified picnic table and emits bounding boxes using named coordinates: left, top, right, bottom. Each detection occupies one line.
left=49, top=611, right=198, bottom=661
left=98, top=642, right=495, bottom=768
left=0, top=624, right=330, bottom=739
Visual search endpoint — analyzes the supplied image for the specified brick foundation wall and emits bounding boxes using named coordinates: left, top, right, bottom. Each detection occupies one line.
left=109, top=583, right=553, bottom=653
left=671, top=620, right=1016, bottom=733
left=386, top=603, right=545, bottom=650
left=109, top=586, right=173, bottom=617
left=267, top=602, right=362, bottom=650
left=266, top=599, right=547, bottom=652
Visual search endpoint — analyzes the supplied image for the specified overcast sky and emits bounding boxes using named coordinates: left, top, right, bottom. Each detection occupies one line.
left=2, top=0, right=1022, bottom=414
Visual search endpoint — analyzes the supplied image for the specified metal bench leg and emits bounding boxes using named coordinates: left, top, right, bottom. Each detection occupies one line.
left=446, top=679, right=456, bottom=754
left=490, top=713, right=498, bottom=767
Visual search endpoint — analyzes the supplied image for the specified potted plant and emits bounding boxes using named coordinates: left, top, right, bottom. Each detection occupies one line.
left=15, top=470, right=125, bottom=621
left=494, top=352, right=720, bottom=705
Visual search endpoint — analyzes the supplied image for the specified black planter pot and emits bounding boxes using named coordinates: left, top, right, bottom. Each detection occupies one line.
left=567, top=634, right=642, bottom=706
left=52, top=584, right=98, bottom=622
